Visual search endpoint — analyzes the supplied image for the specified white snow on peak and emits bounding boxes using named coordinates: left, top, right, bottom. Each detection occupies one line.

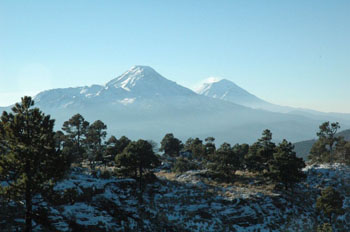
left=194, top=77, right=223, bottom=95
left=106, top=65, right=161, bottom=91
left=203, top=77, right=222, bottom=84
left=33, top=65, right=196, bottom=109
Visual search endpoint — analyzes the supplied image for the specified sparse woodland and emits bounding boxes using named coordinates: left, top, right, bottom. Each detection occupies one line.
left=1, top=97, right=350, bottom=231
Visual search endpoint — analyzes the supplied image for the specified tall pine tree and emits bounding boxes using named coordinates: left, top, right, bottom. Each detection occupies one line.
left=268, top=139, right=306, bottom=190
left=85, top=120, right=107, bottom=167
left=0, top=97, right=68, bottom=232
left=245, top=129, right=276, bottom=173
left=62, top=113, right=90, bottom=164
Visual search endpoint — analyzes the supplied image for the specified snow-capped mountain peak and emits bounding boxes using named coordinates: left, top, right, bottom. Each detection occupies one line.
left=104, top=65, right=195, bottom=97
left=195, top=78, right=295, bottom=112
left=195, top=78, right=274, bottom=109
left=106, top=65, right=164, bottom=91
left=196, top=78, right=252, bottom=98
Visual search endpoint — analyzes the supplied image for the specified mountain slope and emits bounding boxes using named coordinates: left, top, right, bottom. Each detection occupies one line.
left=196, top=78, right=350, bottom=128
left=35, top=66, right=197, bottom=110
left=0, top=66, right=344, bottom=144
left=195, top=79, right=293, bottom=113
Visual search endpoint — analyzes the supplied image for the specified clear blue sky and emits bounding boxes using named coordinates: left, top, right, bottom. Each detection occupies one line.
left=1, top=0, right=349, bottom=112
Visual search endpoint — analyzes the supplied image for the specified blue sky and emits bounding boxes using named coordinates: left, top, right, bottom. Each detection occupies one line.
left=0, top=0, right=349, bottom=112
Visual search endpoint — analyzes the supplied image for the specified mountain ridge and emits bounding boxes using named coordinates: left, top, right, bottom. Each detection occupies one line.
left=195, top=78, right=294, bottom=113
left=1, top=65, right=350, bottom=145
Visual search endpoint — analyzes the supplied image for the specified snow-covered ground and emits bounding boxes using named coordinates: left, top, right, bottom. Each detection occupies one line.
left=1, top=164, right=350, bottom=231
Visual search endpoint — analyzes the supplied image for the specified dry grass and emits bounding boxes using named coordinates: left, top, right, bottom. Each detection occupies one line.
left=155, top=171, right=177, bottom=180
left=155, top=169, right=277, bottom=197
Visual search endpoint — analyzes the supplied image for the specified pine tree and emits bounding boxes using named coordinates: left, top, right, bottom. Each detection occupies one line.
left=184, top=137, right=206, bottom=160
left=208, top=143, right=240, bottom=181
left=0, top=97, right=68, bottom=232
left=85, top=120, right=107, bottom=168
left=62, top=114, right=90, bottom=164
left=172, top=157, right=199, bottom=173
left=309, top=122, right=340, bottom=164
left=160, top=133, right=183, bottom=157
left=105, top=135, right=131, bottom=165
left=204, top=137, right=216, bottom=157
left=268, top=139, right=306, bottom=190
left=232, top=143, right=249, bottom=170
left=316, top=186, right=344, bottom=225
left=245, top=129, right=276, bottom=173
left=115, top=140, right=160, bottom=189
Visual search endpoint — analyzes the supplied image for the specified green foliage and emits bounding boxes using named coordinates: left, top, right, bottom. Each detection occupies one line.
left=115, top=140, right=160, bottom=188
left=172, top=157, right=199, bottom=173
left=309, top=122, right=340, bottom=164
left=0, top=96, right=68, bottom=232
left=160, top=133, right=183, bottom=157
left=317, top=223, right=333, bottom=232
left=204, top=137, right=216, bottom=157
left=232, top=143, right=249, bottom=169
left=105, top=135, right=131, bottom=165
left=62, top=113, right=90, bottom=163
left=245, top=129, right=276, bottom=173
left=330, top=136, right=350, bottom=165
left=308, top=139, right=330, bottom=163
left=268, top=139, right=306, bottom=189
left=337, top=140, right=350, bottom=165
left=85, top=120, right=107, bottom=167
left=184, top=137, right=206, bottom=160
left=316, top=186, right=344, bottom=224
left=207, top=143, right=241, bottom=181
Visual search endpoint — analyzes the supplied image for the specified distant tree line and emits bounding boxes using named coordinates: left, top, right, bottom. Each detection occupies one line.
left=160, top=130, right=306, bottom=190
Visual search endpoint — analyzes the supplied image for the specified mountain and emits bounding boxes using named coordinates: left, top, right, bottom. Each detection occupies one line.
left=35, top=65, right=196, bottom=110
left=195, top=79, right=293, bottom=113
left=293, top=129, right=350, bottom=160
left=1, top=66, right=348, bottom=144
left=196, top=78, right=350, bottom=126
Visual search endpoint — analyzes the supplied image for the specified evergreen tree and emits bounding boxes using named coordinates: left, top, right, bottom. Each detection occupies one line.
left=333, top=137, right=350, bottom=164
left=309, top=122, right=340, bottom=164
left=245, top=129, right=276, bottom=173
left=172, top=157, right=199, bottom=173
left=268, top=139, right=306, bottom=190
left=309, top=139, right=332, bottom=163
left=54, top=130, right=77, bottom=165
left=85, top=120, right=107, bottom=167
left=148, top=140, right=159, bottom=154
left=232, top=143, right=249, bottom=170
left=105, top=136, right=118, bottom=166
left=184, top=137, right=206, bottom=160
left=160, top=133, right=183, bottom=157
left=208, top=143, right=240, bottom=181
left=0, top=97, right=68, bottom=232
left=316, top=186, right=344, bottom=225
left=54, top=130, right=66, bottom=152
left=341, top=142, right=350, bottom=165
left=105, top=135, right=131, bottom=164
left=204, top=137, right=216, bottom=157
left=115, top=140, right=160, bottom=189
left=62, top=113, right=89, bottom=163
left=117, top=136, right=132, bottom=153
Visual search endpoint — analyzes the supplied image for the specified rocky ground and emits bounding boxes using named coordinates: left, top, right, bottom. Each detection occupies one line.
left=1, top=164, right=350, bottom=231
